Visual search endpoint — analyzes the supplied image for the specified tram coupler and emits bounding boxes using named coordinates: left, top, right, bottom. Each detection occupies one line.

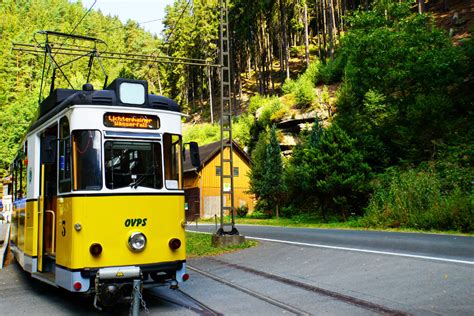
left=93, top=266, right=142, bottom=310
left=131, top=279, right=142, bottom=316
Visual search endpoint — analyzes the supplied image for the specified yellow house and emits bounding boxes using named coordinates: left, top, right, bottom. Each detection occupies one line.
left=184, top=140, right=254, bottom=220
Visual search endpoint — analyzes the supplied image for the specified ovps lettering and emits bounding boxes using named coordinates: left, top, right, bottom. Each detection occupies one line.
left=124, top=218, right=147, bottom=227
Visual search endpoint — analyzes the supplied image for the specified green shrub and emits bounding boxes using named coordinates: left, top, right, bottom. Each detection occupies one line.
left=319, top=56, right=344, bottom=84
left=300, top=60, right=322, bottom=85
left=232, top=114, right=254, bottom=146
left=363, top=166, right=474, bottom=232
left=290, top=46, right=302, bottom=57
left=236, top=205, right=249, bottom=217
left=183, top=123, right=220, bottom=144
left=249, top=94, right=267, bottom=115
left=282, top=78, right=298, bottom=94
left=248, top=210, right=271, bottom=219
left=294, top=78, right=315, bottom=108
left=258, top=96, right=283, bottom=127
left=270, top=103, right=290, bottom=122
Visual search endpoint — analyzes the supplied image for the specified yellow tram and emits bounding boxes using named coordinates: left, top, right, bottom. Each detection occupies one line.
left=9, top=77, right=199, bottom=307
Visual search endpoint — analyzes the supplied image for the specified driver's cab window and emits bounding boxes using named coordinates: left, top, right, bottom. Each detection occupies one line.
left=72, top=130, right=102, bottom=191
left=163, top=134, right=182, bottom=190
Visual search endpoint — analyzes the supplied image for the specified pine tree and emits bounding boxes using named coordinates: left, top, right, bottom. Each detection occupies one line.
left=287, top=123, right=371, bottom=219
left=248, top=131, right=268, bottom=200
left=261, top=125, right=286, bottom=218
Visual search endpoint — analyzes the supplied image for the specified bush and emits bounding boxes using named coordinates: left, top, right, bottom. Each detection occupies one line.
left=233, top=114, right=254, bottom=147
left=257, top=96, right=283, bottom=127
left=270, top=103, right=290, bottom=122
left=251, top=199, right=273, bottom=218
left=183, top=123, right=220, bottom=144
left=248, top=211, right=269, bottom=219
left=249, top=94, right=267, bottom=115
left=282, top=78, right=298, bottom=94
left=301, top=60, right=322, bottom=85
left=363, top=166, right=474, bottom=232
left=319, top=56, right=344, bottom=84
left=294, top=78, right=315, bottom=108
left=236, top=205, right=249, bottom=217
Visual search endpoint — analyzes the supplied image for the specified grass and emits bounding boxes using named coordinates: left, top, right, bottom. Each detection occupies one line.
left=196, top=216, right=474, bottom=236
left=186, top=231, right=257, bottom=257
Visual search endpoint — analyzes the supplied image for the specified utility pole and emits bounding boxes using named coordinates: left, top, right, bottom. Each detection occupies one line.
left=212, top=0, right=245, bottom=247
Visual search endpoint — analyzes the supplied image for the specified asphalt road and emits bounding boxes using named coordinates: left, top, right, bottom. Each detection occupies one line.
left=1, top=224, right=473, bottom=315
left=185, top=224, right=474, bottom=315
left=188, top=224, right=474, bottom=263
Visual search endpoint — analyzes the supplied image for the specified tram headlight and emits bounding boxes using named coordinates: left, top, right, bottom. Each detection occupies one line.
left=128, top=232, right=147, bottom=252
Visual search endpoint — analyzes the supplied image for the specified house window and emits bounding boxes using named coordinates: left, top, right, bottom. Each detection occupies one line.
left=216, top=166, right=221, bottom=176
left=233, top=167, right=239, bottom=176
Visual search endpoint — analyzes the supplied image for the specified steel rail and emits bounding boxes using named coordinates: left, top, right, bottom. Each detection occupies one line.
left=188, top=265, right=311, bottom=316
left=146, top=288, right=222, bottom=316
left=208, top=258, right=411, bottom=316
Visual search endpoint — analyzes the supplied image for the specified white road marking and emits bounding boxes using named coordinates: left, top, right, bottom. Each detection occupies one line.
left=187, top=230, right=474, bottom=266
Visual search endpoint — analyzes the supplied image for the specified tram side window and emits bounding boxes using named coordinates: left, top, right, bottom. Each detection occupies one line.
left=13, top=144, right=27, bottom=200
left=72, top=130, right=102, bottom=191
left=163, top=134, right=182, bottom=190
left=59, top=117, right=71, bottom=192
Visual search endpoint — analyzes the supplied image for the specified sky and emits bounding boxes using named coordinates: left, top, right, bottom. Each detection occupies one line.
left=76, top=0, right=175, bottom=35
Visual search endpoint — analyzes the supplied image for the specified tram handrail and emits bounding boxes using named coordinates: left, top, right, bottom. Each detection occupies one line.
left=45, top=210, right=55, bottom=255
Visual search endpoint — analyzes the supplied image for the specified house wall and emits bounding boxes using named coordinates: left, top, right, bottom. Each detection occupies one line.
left=200, top=148, right=254, bottom=218
left=184, top=148, right=255, bottom=219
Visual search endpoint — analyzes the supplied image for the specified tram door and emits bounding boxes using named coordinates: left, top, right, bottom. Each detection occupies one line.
left=38, top=124, right=58, bottom=274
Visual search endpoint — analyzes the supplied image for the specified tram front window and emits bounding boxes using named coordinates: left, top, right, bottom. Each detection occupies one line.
left=105, top=141, right=163, bottom=190
left=72, top=130, right=103, bottom=191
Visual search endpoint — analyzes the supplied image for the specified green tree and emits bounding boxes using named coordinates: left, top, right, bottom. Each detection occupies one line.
left=287, top=122, right=371, bottom=219
left=335, top=2, right=471, bottom=169
left=261, top=125, right=286, bottom=218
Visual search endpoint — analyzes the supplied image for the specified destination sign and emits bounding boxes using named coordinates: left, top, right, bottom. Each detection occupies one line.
left=104, top=113, right=159, bottom=129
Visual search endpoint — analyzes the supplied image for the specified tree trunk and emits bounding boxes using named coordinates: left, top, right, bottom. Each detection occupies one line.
left=279, top=0, right=290, bottom=80
left=322, top=0, right=328, bottom=60
left=443, top=0, right=449, bottom=11
left=328, top=0, right=336, bottom=60
left=316, top=1, right=322, bottom=59
left=246, top=46, right=251, bottom=79
left=418, top=0, right=425, bottom=14
left=268, top=32, right=275, bottom=93
left=303, top=2, right=310, bottom=67
left=208, top=66, right=213, bottom=123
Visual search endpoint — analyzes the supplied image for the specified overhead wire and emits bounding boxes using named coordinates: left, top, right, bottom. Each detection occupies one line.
left=14, top=0, right=221, bottom=99
left=164, top=0, right=192, bottom=46
left=52, top=0, right=98, bottom=59
left=144, top=0, right=193, bottom=79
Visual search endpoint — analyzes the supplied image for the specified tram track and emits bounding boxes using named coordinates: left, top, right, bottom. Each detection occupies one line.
left=189, top=258, right=411, bottom=316
left=146, top=287, right=222, bottom=316
left=187, top=265, right=311, bottom=316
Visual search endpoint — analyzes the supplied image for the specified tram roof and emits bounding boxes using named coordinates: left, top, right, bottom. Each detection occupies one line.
left=30, top=78, right=180, bottom=132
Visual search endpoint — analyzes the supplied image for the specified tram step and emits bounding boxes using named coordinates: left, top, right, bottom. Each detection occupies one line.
left=32, top=272, right=57, bottom=287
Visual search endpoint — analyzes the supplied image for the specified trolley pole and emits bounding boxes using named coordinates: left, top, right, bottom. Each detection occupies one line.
left=212, top=0, right=245, bottom=247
